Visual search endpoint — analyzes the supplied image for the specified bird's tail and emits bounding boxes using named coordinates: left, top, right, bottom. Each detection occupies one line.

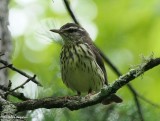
left=102, top=94, right=123, bottom=105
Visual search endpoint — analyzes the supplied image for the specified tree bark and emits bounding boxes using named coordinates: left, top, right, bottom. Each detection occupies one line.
left=0, top=0, right=12, bottom=93
left=0, top=0, right=24, bottom=121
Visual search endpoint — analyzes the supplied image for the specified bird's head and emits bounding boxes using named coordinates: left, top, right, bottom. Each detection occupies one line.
left=50, top=23, right=88, bottom=44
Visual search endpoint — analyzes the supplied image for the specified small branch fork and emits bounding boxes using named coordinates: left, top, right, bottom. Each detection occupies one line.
left=11, top=57, right=160, bottom=112
left=0, top=54, right=42, bottom=86
left=0, top=64, right=12, bottom=70
left=5, top=75, right=36, bottom=95
left=0, top=84, right=30, bottom=101
left=0, top=53, right=36, bottom=101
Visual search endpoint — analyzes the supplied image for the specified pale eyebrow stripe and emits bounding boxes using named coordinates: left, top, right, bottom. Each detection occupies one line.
left=78, top=28, right=84, bottom=31
left=63, top=27, right=84, bottom=32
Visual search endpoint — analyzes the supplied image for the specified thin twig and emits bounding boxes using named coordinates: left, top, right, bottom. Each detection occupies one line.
left=0, top=84, right=30, bottom=101
left=8, top=80, right=12, bottom=90
left=127, top=84, right=144, bottom=121
left=0, top=59, right=42, bottom=86
left=10, top=92, right=30, bottom=101
left=0, top=84, right=8, bottom=91
left=7, top=75, right=36, bottom=93
left=138, top=95, right=160, bottom=109
left=128, top=84, right=160, bottom=109
left=0, top=64, right=12, bottom=70
left=63, top=0, right=79, bottom=25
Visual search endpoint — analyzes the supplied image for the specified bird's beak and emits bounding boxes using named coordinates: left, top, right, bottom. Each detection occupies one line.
left=50, top=29, right=61, bottom=34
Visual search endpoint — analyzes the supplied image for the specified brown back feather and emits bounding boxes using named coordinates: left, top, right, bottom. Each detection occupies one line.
left=83, top=36, right=108, bottom=85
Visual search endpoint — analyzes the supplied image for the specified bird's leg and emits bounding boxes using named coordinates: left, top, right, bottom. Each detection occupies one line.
left=85, top=88, right=96, bottom=99
left=88, top=88, right=92, bottom=94
left=77, top=91, right=81, bottom=96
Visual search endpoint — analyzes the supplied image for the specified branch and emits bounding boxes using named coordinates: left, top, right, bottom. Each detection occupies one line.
left=63, top=0, right=79, bottom=25
left=138, top=94, right=160, bottom=109
left=0, top=64, right=12, bottom=70
left=6, top=75, right=36, bottom=94
left=0, top=58, right=42, bottom=86
left=0, top=0, right=12, bottom=99
left=0, top=96, right=24, bottom=121
left=0, top=84, right=30, bottom=101
left=127, top=84, right=144, bottom=120
left=0, top=55, right=36, bottom=100
left=14, top=58, right=160, bottom=112
left=9, top=92, right=30, bottom=101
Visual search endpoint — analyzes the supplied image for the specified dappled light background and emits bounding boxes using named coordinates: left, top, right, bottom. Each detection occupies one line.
left=9, top=0, right=160, bottom=121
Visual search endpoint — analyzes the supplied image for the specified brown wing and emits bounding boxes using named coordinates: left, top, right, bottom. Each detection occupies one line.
left=83, top=35, right=123, bottom=104
left=60, top=23, right=122, bottom=103
left=84, top=36, right=108, bottom=85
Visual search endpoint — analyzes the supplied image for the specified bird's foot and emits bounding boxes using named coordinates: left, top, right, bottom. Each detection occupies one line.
left=85, top=91, right=96, bottom=100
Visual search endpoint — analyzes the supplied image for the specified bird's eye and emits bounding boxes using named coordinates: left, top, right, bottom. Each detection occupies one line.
left=67, top=29, right=77, bottom=33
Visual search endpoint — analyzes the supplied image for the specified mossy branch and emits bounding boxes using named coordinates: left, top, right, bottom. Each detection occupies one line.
left=13, top=57, right=160, bottom=112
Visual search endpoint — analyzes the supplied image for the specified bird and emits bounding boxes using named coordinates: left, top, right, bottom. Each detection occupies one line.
left=50, top=23, right=122, bottom=104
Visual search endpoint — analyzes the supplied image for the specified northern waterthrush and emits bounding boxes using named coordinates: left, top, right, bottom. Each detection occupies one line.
left=50, top=23, right=122, bottom=104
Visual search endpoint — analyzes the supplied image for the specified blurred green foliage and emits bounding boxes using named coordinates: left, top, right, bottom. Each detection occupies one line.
left=9, top=0, right=160, bottom=121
